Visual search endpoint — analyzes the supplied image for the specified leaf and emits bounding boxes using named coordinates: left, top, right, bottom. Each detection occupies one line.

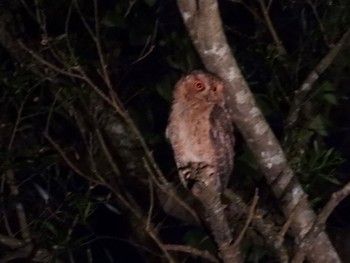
left=320, top=81, right=338, bottom=104
left=309, top=115, right=327, bottom=136
left=323, top=93, right=338, bottom=105
left=310, top=196, right=322, bottom=205
left=144, top=0, right=157, bottom=7
left=156, top=80, right=173, bottom=102
left=42, top=221, right=58, bottom=236
left=33, top=183, right=50, bottom=203
left=101, top=11, right=123, bottom=28
left=183, top=229, right=216, bottom=252
left=322, top=175, right=341, bottom=185
left=320, top=81, right=335, bottom=92
left=104, top=203, right=122, bottom=215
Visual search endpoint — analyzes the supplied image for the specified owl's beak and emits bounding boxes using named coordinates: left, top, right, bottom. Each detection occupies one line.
left=207, top=93, right=221, bottom=103
left=206, top=97, right=219, bottom=103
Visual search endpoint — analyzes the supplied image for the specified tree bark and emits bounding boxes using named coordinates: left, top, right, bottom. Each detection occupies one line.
left=175, top=1, right=341, bottom=262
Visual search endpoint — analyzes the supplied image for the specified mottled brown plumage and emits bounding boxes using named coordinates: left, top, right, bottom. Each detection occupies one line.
left=166, top=70, right=235, bottom=191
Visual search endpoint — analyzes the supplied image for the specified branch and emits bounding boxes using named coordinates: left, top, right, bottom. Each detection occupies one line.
left=192, top=180, right=243, bottom=263
left=257, top=0, right=287, bottom=58
left=225, top=190, right=289, bottom=262
left=5, top=170, right=31, bottom=243
left=286, top=26, right=350, bottom=127
left=308, top=0, right=330, bottom=47
left=164, top=244, right=219, bottom=263
left=291, top=179, right=350, bottom=263
left=176, top=1, right=341, bottom=262
left=233, top=189, right=258, bottom=247
left=0, top=233, right=63, bottom=263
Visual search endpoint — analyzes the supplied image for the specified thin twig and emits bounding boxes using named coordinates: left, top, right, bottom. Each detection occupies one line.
left=164, top=244, right=219, bottom=263
left=229, top=0, right=262, bottom=22
left=146, top=177, right=155, bottom=230
left=143, top=158, right=201, bottom=224
left=286, top=26, right=350, bottom=127
left=44, top=132, right=100, bottom=184
left=307, top=0, right=330, bottom=47
left=277, top=196, right=302, bottom=242
left=45, top=88, right=61, bottom=133
left=92, top=0, right=114, bottom=92
left=5, top=170, right=32, bottom=243
left=131, top=20, right=158, bottom=65
left=257, top=0, right=287, bottom=58
left=233, top=189, right=259, bottom=247
left=19, top=40, right=117, bottom=111
left=7, top=91, right=30, bottom=150
left=95, top=128, right=122, bottom=178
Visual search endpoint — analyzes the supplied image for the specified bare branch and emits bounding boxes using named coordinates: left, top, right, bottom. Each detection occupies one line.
left=233, top=189, right=259, bottom=247
left=257, top=0, right=287, bottom=58
left=131, top=20, right=158, bottom=65
left=143, top=158, right=201, bottom=224
left=292, top=179, right=350, bottom=263
left=164, top=244, right=219, bottom=262
left=286, top=26, right=350, bottom=127
left=225, top=189, right=289, bottom=262
left=0, top=233, right=25, bottom=249
left=191, top=177, right=243, bottom=262
left=44, top=132, right=101, bottom=184
left=5, top=170, right=31, bottom=243
left=308, top=0, right=330, bottom=47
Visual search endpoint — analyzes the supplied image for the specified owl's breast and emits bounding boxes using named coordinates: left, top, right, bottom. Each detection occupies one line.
left=169, top=109, right=215, bottom=165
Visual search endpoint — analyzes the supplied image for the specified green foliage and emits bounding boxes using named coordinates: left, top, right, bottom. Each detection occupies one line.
left=320, top=81, right=338, bottom=105
left=289, top=134, right=344, bottom=204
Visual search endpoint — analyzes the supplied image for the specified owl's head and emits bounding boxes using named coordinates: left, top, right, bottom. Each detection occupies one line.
left=173, top=70, right=225, bottom=106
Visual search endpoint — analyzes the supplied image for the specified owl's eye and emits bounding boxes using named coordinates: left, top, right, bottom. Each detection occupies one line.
left=194, top=81, right=205, bottom=91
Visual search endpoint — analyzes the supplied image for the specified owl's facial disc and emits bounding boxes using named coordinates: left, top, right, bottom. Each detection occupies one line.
left=192, top=82, right=223, bottom=104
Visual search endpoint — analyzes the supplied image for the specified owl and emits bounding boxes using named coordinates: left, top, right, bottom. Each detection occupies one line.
left=166, top=70, right=235, bottom=192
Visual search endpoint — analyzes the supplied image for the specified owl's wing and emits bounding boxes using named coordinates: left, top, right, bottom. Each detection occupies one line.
left=209, top=105, right=235, bottom=188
